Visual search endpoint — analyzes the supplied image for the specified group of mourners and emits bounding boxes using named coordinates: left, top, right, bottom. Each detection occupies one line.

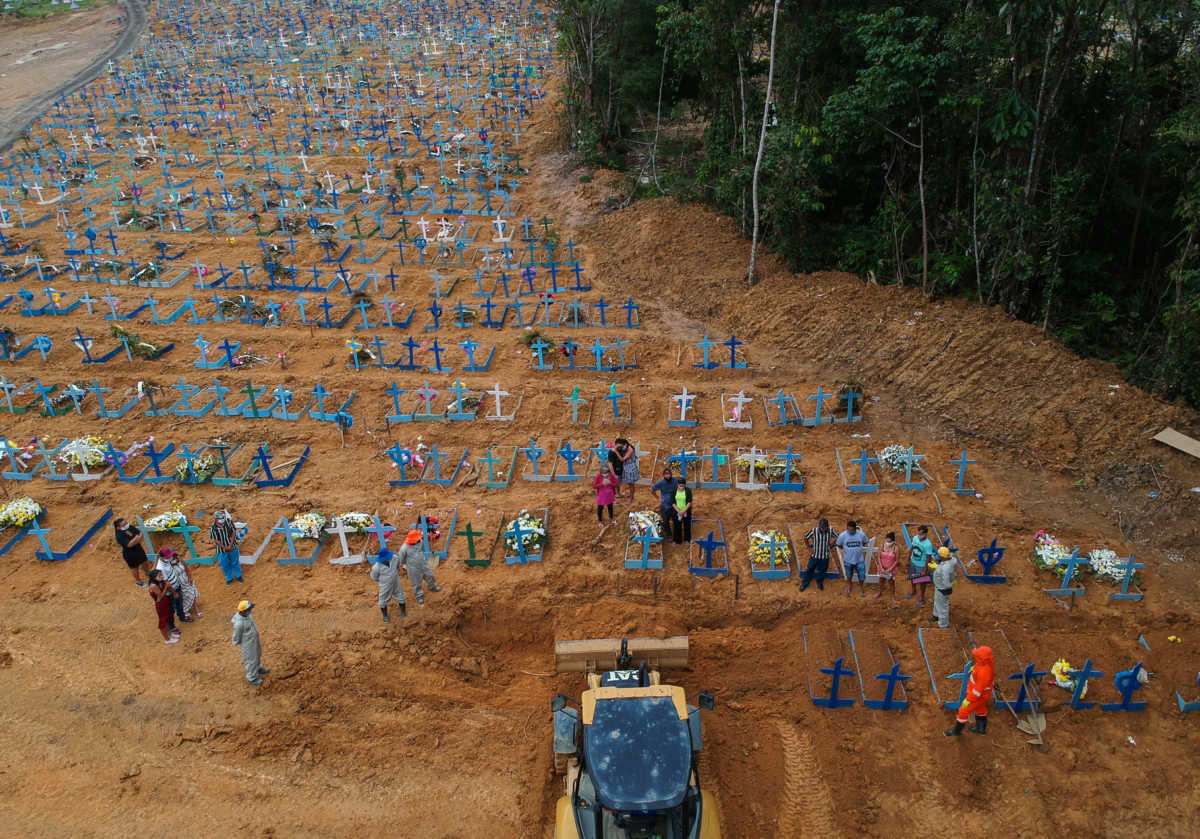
left=117, top=510, right=442, bottom=684
left=798, top=520, right=959, bottom=626
left=594, top=452, right=694, bottom=545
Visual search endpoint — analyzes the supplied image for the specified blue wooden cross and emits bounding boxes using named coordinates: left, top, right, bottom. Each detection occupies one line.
left=698, top=446, right=731, bottom=490
left=386, top=443, right=420, bottom=486
left=174, top=444, right=207, bottom=483
left=626, top=528, right=664, bottom=570
left=864, top=662, right=912, bottom=710
left=1066, top=659, right=1104, bottom=710
left=0, top=439, right=31, bottom=481
left=723, top=335, right=746, bottom=369
left=1044, top=549, right=1089, bottom=600
left=1003, top=662, right=1046, bottom=712
left=459, top=337, right=494, bottom=372
left=504, top=519, right=540, bottom=564
left=666, top=448, right=700, bottom=482
left=751, top=531, right=791, bottom=580
left=1101, top=662, right=1148, bottom=712
left=895, top=446, right=926, bottom=491
left=765, top=389, right=799, bottom=426
left=272, top=518, right=321, bottom=566
left=965, top=538, right=1008, bottom=583
left=445, top=379, right=475, bottom=420
left=385, top=382, right=412, bottom=424
left=1110, top=555, right=1145, bottom=602
left=846, top=449, right=880, bottom=493
left=768, top=445, right=805, bottom=491
left=835, top=388, right=862, bottom=423
left=802, top=386, right=832, bottom=426
left=950, top=450, right=976, bottom=496
left=530, top=337, right=552, bottom=370
left=812, top=657, right=857, bottom=708
left=563, top=386, right=588, bottom=424
left=253, top=445, right=310, bottom=488
left=31, top=508, right=113, bottom=561
left=622, top=298, right=640, bottom=328
left=555, top=440, right=584, bottom=481
left=605, top=385, right=629, bottom=423
left=694, top=335, right=717, bottom=369
left=522, top=439, right=550, bottom=481
left=689, top=528, right=729, bottom=578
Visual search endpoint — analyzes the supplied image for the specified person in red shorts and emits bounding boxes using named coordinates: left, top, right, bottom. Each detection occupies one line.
left=946, top=645, right=994, bottom=736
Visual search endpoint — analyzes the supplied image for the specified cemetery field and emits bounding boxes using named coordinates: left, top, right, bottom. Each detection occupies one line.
left=0, top=0, right=1198, bottom=836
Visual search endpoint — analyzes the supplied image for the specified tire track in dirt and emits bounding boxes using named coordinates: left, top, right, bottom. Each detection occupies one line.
left=0, top=0, right=148, bottom=153
left=775, top=720, right=839, bottom=839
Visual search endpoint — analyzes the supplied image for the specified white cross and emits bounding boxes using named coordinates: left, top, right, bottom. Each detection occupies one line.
left=674, top=387, right=695, bottom=422
left=492, top=215, right=510, bottom=242
left=362, top=172, right=374, bottom=194
left=487, top=383, right=509, bottom=417
left=416, top=216, right=431, bottom=239
left=147, top=131, right=159, bottom=150
left=297, top=151, right=310, bottom=172
left=321, top=170, right=336, bottom=192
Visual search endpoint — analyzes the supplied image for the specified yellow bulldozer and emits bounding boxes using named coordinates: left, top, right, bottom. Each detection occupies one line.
left=550, top=636, right=721, bottom=839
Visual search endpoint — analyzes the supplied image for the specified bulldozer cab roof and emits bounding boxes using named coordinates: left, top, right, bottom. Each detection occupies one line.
left=582, top=687, right=691, bottom=812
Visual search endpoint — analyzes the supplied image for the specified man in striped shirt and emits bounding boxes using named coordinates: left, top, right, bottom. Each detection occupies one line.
left=799, top=518, right=833, bottom=592
left=210, top=510, right=243, bottom=585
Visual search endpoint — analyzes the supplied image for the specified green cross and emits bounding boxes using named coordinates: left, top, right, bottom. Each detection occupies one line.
left=455, top=522, right=485, bottom=561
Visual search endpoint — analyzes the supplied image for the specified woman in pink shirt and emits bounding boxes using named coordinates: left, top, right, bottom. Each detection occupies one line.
left=875, top=531, right=899, bottom=601
left=593, top=469, right=618, bottom=532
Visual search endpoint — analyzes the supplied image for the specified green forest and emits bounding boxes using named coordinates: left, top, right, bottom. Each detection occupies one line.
left=555, top=0, right=1200, bottom=407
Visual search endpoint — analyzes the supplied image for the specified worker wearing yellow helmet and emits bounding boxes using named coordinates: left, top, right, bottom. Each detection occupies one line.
left=929, top=546, right=958, bottom=629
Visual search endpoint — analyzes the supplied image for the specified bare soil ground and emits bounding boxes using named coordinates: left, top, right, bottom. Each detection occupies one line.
left=0, top=2, right=1198, bottom=838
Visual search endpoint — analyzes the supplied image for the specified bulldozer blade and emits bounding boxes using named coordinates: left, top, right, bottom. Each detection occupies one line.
left=555, top=636, right=689, bottom=673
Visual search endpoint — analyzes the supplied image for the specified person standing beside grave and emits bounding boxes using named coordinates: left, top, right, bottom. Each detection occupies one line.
left=906, top=526, right=935, bottom=604
left=799, top=518, right=834, bottom=592
left=231, top=600, right=268, bottom=686
left=157, top=547, right=202, bottom=621
left=836, top=520, right=869, bottom=597
left=155, top=547, right=191, bottom=624
left=875, top=532, right=900, bottom=601
left=147, top=570, right=180, bottom=644
left=370, top=546, right=406, bottom=622
left=209, top=510, right=243, bottom=585
left=114, top=517, right=152, bottom=587
left=398, top=529, right=441, bottom=605
left=946, top=646, right=993, bottom=736
left=593, top=467, right=618, bottom=531
left=651, top=468, right=679, bottom=537
left=671, top=478, right=693, bottom=544
left=612, top=439, right=638, bottom=504
left=929, top=546, right=958, bottom=628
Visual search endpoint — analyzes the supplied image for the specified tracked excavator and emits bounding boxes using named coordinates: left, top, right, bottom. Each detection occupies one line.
left=550, top=636, right=720, bottom=839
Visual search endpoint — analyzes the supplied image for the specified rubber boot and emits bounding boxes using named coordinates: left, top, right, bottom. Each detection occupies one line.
left=944, top=721, right=965, bottom=737
left=968, top=716, right=987, bottom=735
left=399, top=602, right=406, bottom=619
left=381, top=606, right=390, bottom=623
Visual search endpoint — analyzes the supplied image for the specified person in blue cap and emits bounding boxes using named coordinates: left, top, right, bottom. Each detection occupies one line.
left=370, top=546, right=405, bottom=622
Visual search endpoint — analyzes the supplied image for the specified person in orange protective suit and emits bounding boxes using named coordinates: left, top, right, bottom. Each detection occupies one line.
left=946, top=646, right=994, bottom=736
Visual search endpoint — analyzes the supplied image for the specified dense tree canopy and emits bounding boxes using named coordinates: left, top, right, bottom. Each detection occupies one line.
left=556, top=0, right=1200, bottom=406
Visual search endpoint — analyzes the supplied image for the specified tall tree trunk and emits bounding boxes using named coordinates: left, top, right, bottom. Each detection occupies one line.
left=971, top=103, right=983, bottom=303
left=917, top=96, right=928, bottom=295
left=748, top=0, right=781, bottom=286
left=737, top=52, right=748, bottom=158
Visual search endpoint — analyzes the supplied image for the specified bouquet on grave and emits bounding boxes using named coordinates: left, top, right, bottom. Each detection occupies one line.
left=174, top=454, right=218, bottom=483
left=110, top=325, right=164, bottom=359
left=879, top=444, right=912, bottom=472
left=0, top=496, right=42, bottom=529
left=1088, top=548, right=1129, bottom=585
left=1032, top=530, right=1075, bottom=578
left=48, top=382, right=89, bottom=411
left=628, top=509, right=663, bottom=539
left=505, top=509, right=547, bottom=553
left=58, top=435, right=109, bottom=469
left=144, top=510, right=188, bottom=531
left=337, top=512, right=374, bottom=534
left=1050, top=657, right=1088, bottom=697
left=757, top=454, right=804, bottom=482
left=289, top=511, right=328, bottom=541
left=749, top=529, right=791, bottom=568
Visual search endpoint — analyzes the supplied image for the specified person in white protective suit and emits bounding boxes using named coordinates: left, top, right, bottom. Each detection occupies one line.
left=397, top=529, right=441, bottom=605
left=232, top=600, right=269, bottom=685
left=370, top=546, right=406, bottom=622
